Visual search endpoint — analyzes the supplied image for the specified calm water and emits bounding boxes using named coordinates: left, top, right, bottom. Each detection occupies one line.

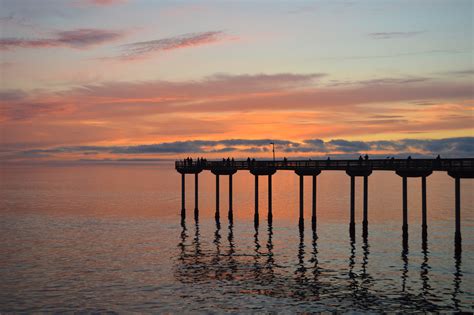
left=0, top=163, right=473, bottom=312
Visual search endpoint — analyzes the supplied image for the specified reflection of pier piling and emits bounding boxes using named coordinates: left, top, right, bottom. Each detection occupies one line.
left=177, top=158, right=473, bottom=245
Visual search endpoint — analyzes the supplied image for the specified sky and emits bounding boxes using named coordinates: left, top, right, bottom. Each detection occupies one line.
left=0, top=0, right=472, bottom=162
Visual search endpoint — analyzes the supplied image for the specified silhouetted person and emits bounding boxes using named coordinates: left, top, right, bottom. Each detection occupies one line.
left=436, top=154, right=441, bottom=160
left=364, top=154, right=369, bottom=160
left=359, top=156, right=363, bottom=161
left=283, top=157, right=287, bottom=165
left=247, top=157, right=251, bottom=165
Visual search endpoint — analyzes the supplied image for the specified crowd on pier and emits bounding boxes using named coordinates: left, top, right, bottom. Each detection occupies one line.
left=180, top=154, right=443, bottom=167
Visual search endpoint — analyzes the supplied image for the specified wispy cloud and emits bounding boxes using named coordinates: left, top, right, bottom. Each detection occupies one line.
left=0, top=28, right=125, bottom=50
left=85, top=0, right=126, bottom=5
left=437, top=69, right=474, bottom=77
left=119, top=31, right=236, bottom=60
left=368, top=31, right=424, bottom=40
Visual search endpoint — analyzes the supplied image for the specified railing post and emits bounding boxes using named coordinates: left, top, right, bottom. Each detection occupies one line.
left=299, top=175, right=304, bottom=227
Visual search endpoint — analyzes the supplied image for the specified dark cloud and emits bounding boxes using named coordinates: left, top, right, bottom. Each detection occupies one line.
left=18, top=137, right=474, bottom=159
left=368, top=31, right=424, bottom=40
left=119, top=31, right=233, bottom=59
left=327, top=139, right=371, bottom=152
left=0, top=89, right=28, bottom=101
left=0, top=28, right=125, bottom=50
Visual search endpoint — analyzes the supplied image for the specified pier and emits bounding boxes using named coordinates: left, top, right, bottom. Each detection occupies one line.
left=176, top=158, right=473, bottom=242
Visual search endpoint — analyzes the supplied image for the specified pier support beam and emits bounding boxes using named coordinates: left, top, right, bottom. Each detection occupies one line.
left=363, top=175, right=368, bottom=237
left=268, top=175, right=272, bottom=223
left=363, top=175, right=368, bottom=225
left=345, top=168, right=372, bottom=237
left=254, top=175, right=259, bottom=226
left=299, top=175, right=304, bottom=227
left=396, top=169, right=432, bottom=241
left=350, top=176, right=355, bottom=234
left=312, top=175, right=317, bottom=229
left=181, top=173, right=185, bottom=217
left=421, top=176, right=427, bottom=239
left=455, top=177, right=461, bottom=242
left=215, top=174, right=220, bottom=221
left=448, top=170, right=472, bottom=244
left=194, top=173, right=199, bottom=219
left=228, top=174, right=233, bottom=222
left=402, top=176, right=408, bottom=235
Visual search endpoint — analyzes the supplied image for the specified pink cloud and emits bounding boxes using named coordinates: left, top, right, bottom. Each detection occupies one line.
left=0, top=28, right=126, bottom=50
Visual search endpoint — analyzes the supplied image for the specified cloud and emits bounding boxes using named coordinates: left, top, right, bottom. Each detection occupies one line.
left=119, top=31, right=235, bottom=59
left=438, top=69, right=474, bottom=77
left=368, top=31, right=424, bottom=40
left=1, top=73, right=472, bottom=151
left=85, top=0, right=126, bottom=5
left=16, top=137, right=474, bottom=159
left=327, top=139, right=371, bottom=152
left=0, top=28, right=125, bottom=50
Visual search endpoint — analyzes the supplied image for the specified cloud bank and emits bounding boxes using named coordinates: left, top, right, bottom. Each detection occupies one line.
left=19, top=137, right=474, bottom=160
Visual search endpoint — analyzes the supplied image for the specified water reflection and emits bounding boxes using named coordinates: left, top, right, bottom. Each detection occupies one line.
left=174, top=215, right=468, bottom=312
left=263, top=222, right=275, bottom=285
left=452, top=241, right=462, bottom=311
left=294, top=225, right=308, bottom=299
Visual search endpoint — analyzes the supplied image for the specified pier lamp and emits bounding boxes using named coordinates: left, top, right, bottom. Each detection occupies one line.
left=270, top=142, right=275, bottom=161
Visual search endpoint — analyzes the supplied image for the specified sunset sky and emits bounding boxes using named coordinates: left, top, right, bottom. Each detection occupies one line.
left=0, top=0, right=472, bottom=162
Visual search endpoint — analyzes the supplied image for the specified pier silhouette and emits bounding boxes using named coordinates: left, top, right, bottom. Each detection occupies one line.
left=176, top=157, right=473, bottom=246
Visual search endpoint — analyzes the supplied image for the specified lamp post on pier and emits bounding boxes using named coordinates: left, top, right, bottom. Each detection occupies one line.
left=270, top=142, right=275, bottom=162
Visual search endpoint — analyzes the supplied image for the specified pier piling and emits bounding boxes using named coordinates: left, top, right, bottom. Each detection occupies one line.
left=254, top=175, right=259, bottom=226
left=350, top=175, right=355, bottom=234
left=422, top=176, right=427, bottom=238
left=181, top=173, right=185, bottom=217
left=402, top=176, right=408, bottom=234
left=228, top=174, right=233, bottom=222
left=215, top=174, right=220, bottom=220
left=194, top=173, right=199, bottom=217
left=312, top=175, right=317, bottom=229
left=299, top=175, right=304, bottom=227
left=268, top=175, right=272, bottom=223
left=455, top=177, right=461, bottom=242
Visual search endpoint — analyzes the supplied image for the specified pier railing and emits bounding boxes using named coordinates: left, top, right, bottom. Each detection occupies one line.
left=176, top=158, right=474, bottom=172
